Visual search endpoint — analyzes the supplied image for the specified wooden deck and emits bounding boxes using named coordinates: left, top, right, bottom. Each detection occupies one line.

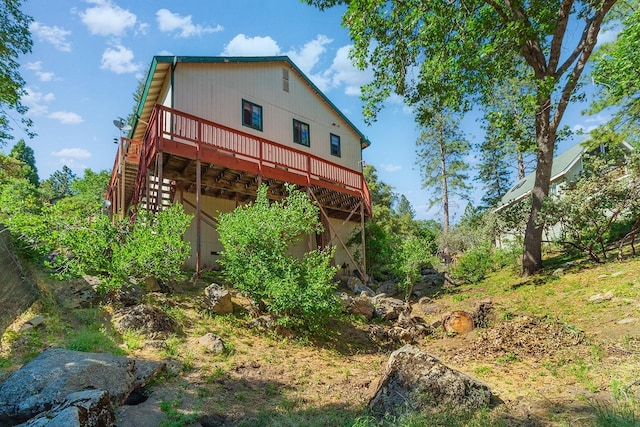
left=107, top=105, right=371, bottom=221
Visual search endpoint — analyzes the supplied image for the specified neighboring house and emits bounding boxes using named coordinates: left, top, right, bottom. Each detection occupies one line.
left=106, top=56, right=372, bottom=276
left=494, top=141, right=634, bottom=245
left=497, top=141, right=634, bottom=211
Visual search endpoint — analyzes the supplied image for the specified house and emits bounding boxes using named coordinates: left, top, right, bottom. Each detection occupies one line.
left=106, top=56, right=372, bottom=277
left=496, top=140, right=634, bottom=211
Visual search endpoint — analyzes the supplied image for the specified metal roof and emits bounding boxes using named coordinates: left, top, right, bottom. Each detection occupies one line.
left=130, top=55, right=371, bottom=149
left=496, top=142, right=586, bottom=210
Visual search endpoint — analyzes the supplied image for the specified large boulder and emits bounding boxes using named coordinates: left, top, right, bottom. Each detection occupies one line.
left=203, top=283, right=233, bottom=314
left=351, top=296, right=375, bottom=320
left=0, top=349, right=165, bottom=426
left=111, top=304, right=178, bottom=339
left=368, top=345, right=493, bottom=416
left=411, top=269, right=446, bottom=298
left=17, top=389, right=115, bottom=427
left=372, top=296, right=406, bottom=321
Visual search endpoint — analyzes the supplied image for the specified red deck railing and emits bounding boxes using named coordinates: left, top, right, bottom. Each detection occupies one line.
left=127, top=104, right=371, bottom=214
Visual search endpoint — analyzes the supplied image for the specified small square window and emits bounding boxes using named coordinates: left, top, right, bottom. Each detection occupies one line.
left=293, top=119, right=310, bottom=146
left=330, top=133, right=341, bottom=157
left=242, top=99, right=263, bottom=131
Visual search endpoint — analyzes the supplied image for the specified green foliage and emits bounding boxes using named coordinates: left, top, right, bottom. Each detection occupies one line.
left=590, top=7, right=640, bottom=139
left=40, top=166, right=76, bottom=201
left=415, top=109, right=471, bottom=231
left=9, top=140, right=39, bottom=186
left=450, top=244, right=493, bottom=284
left=218, top=184, right=341, bottom=332
left=540, top=146, right=640, bottom=263
left=0, top=0, right=34, bottom=145
left=2, top=167, right=193, bottom=291
left=108, top=205, right=192, bottom=289
left=352, top=165, right=440, bottom=282
left=304, top=0, right=619, bottom=274
left=397, top=235, right=436, bottom=298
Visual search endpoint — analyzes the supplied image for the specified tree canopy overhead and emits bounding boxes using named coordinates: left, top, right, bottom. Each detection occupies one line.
left=304, top=0, right=620, bottom=274
left=0, top=0, right=34, bottom=145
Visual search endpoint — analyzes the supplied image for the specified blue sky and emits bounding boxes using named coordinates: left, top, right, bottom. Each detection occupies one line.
left=7, top=0, right=617, bottom=221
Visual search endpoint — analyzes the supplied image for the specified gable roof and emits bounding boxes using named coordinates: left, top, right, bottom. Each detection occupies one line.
left=496, top=142, right=586, bottom=210
left=130, top=55, right=371, bottom=149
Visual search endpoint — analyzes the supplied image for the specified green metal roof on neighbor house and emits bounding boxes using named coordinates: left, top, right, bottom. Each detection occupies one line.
left=129, top=55, right=371, bottom=149
left=496, top=142, right=586, bottom=211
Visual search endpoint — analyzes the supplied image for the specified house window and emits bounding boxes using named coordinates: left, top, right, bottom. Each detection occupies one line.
left=293, top=119, right=310, bottom=146
left=330, top=133, right=341, bottom=157
left=242, top=99, right=263, bottom=131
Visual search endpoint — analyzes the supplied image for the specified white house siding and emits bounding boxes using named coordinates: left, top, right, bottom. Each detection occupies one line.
left=171, top=62, right=363, bottom=173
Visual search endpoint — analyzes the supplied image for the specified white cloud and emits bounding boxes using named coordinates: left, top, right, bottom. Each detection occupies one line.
left=222, top=34, right=280, bottom=56
left=100, top=45, right=142, bottom=74
left=596, top=27, right=620, bottom=47
left=380, top=163, right=402, bottom=173
left=48, top=111, right=84, bottom=125
left=156, top=9, right=223, bottom=38
left=36, top=71, right=56, bottom=82
left=24, top=61, right=57, bottom=82
left=23, top=88, right=55, bottom=116
left=325, top=45, right=372, bottom=96
left=51, top=148, right=91, bottom=158
left=80, top=0, right=137, bottom=37
left=29, top=22, right=71, bottom=52
left=25, top=61, right=42, bottom=71
left=572, top=124, right=598, bottom=134
left=285, top=35, right=333, bottom=75
left=584, top=113, right=610, bottom=124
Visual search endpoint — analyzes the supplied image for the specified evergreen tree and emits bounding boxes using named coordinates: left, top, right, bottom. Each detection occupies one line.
left=415, top=109, right=471, bottom=234
left=9, top=139, right=38, bottom=186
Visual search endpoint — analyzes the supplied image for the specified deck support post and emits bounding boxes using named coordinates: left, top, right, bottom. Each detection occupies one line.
left=156, top=152, right=163, bottom=212
left=196, top=155, right=202, bottom=277
left=308, top=189, right=367, bottom=281
left=360, top=201, right=367, bottom=280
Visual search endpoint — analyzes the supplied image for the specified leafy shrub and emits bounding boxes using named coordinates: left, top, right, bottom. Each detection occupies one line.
left=217, top=184, right=340, bottom=332
left=4, top=175, right=193, bottom=292
left=450, top=244, right=493, bottom=284
left=397, top=235, right=437, bottom=298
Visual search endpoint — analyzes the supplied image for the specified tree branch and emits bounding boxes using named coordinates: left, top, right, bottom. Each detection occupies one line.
left=548, top=0, right=575, bottom=73
left=551, top=0, right=618, bottom=131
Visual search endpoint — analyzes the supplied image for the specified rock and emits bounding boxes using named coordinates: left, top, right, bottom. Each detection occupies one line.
left=588, top=291, right=614, bottom=303
left=52, top=276, right=101, bottom=309
left=442, top=310, right=475, bottom=334
left=203, top=283, right=233, bottom=314
left=347, top=276, right=362, bottom=291
left=353, top=283, right=375, bottom=297
left=411, top=269, right=445, bottom=298
left=338, top=293, right=354, bottom=312
left=616, top=317, right=638, bottom=325
left=17, top=389, right=115, bottom=427
left=112, top=304, right=178, bottom=339
left=18, top=316, right=46, bottom=333
left=0, top=349, right=164, bottom=426
left=351, top=296, right=375, bottom=320
left=105, top=285, right=144, bottom=308
left=368, top=344, right=493, bottom=416
left=143, top=276, right=161, bottom=292
left=373, top=296, right=406, bottom=321
left=198, top=333, right=225, bottom=354
left=376, top=280, right=398, bottom=297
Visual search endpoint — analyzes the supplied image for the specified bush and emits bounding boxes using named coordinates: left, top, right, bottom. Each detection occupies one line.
left=217, top=184, right=340, bottom=332
left=450, top=244, right=493, bottom=284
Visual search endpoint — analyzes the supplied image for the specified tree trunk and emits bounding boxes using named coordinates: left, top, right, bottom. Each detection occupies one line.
left=517, top=151, right=525, bottom=180
left=522, top=101, right=555, bottom=276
